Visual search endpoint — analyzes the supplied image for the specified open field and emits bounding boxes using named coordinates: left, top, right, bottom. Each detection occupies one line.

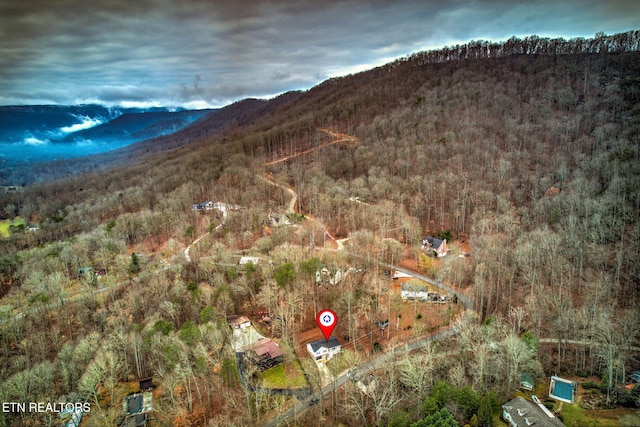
left=259, top=362, right=308, bottom=389
left=0, top=216, right=25, bottom=237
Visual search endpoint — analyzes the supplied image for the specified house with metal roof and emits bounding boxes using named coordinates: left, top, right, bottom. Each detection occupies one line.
left=250, top=338, right=284, bottom=370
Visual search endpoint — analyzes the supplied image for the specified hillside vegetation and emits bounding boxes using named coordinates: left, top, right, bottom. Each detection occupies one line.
left=0, top=31, right=639, bottom=426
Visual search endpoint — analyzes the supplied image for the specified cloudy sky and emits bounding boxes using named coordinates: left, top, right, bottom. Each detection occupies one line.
left=1, top=0, right=637, bottom=109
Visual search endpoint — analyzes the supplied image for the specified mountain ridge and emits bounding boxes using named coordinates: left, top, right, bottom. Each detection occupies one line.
left=2, top=30, right=639, bottom=186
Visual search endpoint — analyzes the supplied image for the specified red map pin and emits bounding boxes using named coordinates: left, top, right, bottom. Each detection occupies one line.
left=316, top=309, right=338, bottom=341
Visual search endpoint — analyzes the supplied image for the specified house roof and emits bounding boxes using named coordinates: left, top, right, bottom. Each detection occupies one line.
left=422, top=236, right=444, bottom=249
left=401, top=280, right=430, bottom=292
left=519, top=372, right=535, bottom=390
left=502, top=396, right=565, bottom=427
left=126, top=394, right=143, bottom=415
left=192, top=201, right=212, bottom=207
left=228, top=315, right=251, bottom=327
left=253, top=338, right=283, bottom=359
left=125, top=413, right=147, bottom=427
left=139, top=377, right=153, bottom=390
left=308, top=337, right=340, bottom=352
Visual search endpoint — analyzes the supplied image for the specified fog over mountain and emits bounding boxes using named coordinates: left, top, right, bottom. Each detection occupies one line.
left=0, top=105, right=211, bottom=163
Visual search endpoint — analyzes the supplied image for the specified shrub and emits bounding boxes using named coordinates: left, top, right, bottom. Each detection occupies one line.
left=582, top=381, right=600, bottom=390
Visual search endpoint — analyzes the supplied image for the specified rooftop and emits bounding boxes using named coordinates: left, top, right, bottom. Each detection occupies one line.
left=502, top=396, right=565, bottom=427
left=228, top=315, right=251, bottom=327
left=253, top=338, right=283, bottom=359
left=401, top=280, right=430, bottom=292
left=308, top=336, right=340, bottom=352
left=422, top=236, right=445, bottom=249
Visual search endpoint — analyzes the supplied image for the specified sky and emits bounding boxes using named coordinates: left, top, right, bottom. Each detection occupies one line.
left=0, top=0, right=638, bottom=109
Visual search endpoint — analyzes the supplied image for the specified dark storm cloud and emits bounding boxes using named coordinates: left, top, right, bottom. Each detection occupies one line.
left=0, top=0, right=638, bottom=107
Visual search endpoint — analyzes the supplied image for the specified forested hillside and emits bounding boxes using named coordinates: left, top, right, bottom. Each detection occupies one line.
left=1, top=31, right=639, bottom=426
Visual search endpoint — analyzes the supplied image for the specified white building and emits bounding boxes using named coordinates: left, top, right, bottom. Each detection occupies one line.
left=228, top=315, right=251, bottom=331
left=307, top=337, right=341, bottom=361
left=401, top=281, right=430, bottom=301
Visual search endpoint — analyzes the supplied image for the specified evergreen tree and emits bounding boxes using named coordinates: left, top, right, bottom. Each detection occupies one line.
left=129, top=252, right=140, bottom=274
left=412, top=408, right=457, bottom=427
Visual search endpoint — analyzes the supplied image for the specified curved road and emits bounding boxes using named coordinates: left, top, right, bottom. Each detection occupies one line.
left=264, top=128, right=358, bottom=166
left=178, top=129, right=476, bottom=427
left=262, top=303, right=466, bottom=427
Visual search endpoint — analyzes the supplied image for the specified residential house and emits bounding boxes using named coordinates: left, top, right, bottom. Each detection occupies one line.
left=1, top=186, right=21, bottom=194
left=519, top=372, right=535, bottom=391
left=139, top=377, right=154, bottom=391
left=315, top=266, right=360, bottom=286
left=61, top=405, right=84, bottom=427
left=401, top=281, right=430, bottom=301
left=125, top=394, right=143, bottom=415
left=266, top=214, right=293, bottom=227
left=192, top=201, right=213, bottom=211
left=548, top=376, right=577, bottom=403
left=250, top=338, right=284, bottom=370
left=307, top=337, right=341, bottom=361
left=213, top=202, right=244, bottom=212
left=228, top=315, right=252, bottom=331
left=421, top=236, right=448, bottom=257
left=315, top=266, right=343, bottom=285
left=502, top=396, right=565, bottom=427
left=77, top=266, right=93, bottom=278
left=123, top=390, right=152, bottom=421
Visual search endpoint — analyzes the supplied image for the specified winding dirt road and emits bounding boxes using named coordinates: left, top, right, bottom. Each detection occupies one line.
left=264, top=128, right=358, bottom=166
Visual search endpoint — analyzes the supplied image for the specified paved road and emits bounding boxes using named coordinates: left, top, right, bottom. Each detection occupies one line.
left=262, top=315, right=464, bottom=427
left=250, top=166, right=476, bottom=426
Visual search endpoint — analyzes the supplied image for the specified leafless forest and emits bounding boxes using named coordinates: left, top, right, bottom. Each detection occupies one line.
left=1, top=31, right=639, bottom=426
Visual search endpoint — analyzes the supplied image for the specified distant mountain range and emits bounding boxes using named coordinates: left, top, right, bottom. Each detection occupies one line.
left=0, top=104, right=212, bottom=162
left=0, top=92, right=302, bottom=185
